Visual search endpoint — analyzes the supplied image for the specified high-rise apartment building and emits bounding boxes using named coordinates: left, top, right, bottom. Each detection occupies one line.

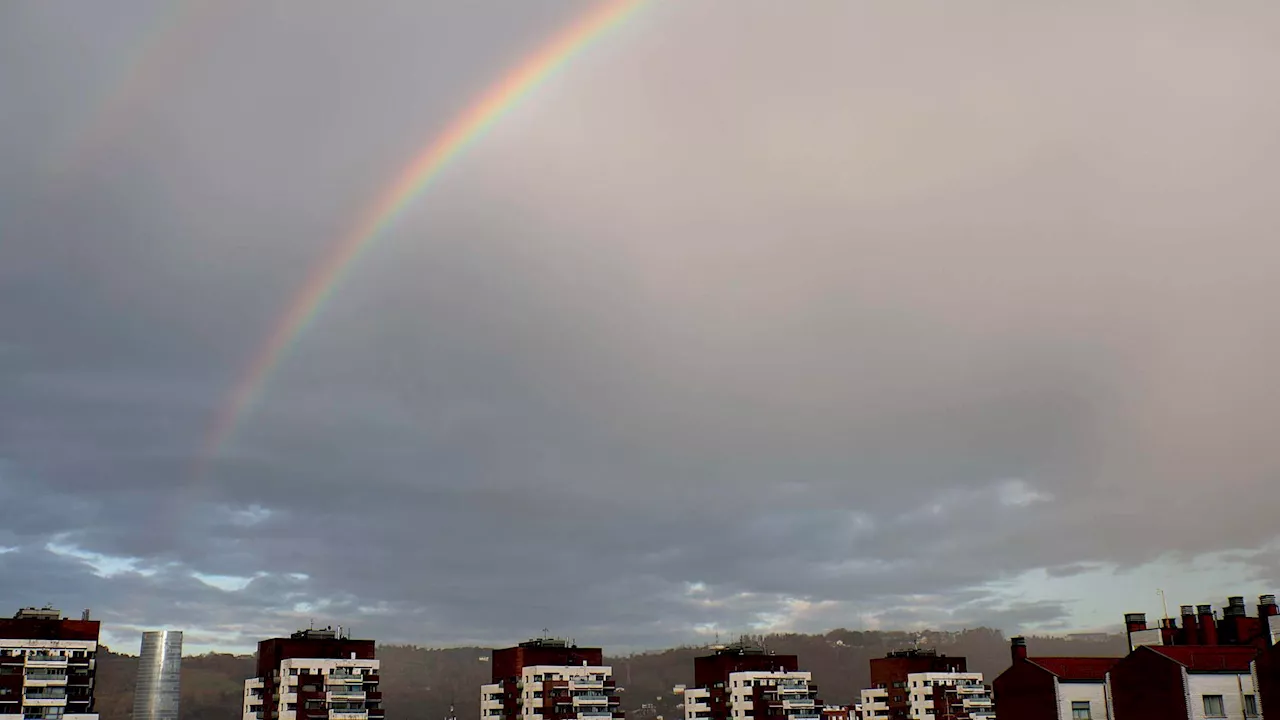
left=859, top=649, right=969, bottom=720
left=481, top=638, right=623, bottom=720
left=133, top=631, right=182, bottom=720
left=0, top=607, right=100, bottom=720
left=680, top=643, right=822, bottom=720
left=242, top=628, right=382, bottom=720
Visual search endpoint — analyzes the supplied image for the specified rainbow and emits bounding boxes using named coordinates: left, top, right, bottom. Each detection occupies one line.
left=193, top=0, right=645, bottom=480
left=50, top=0, right=236, bottom=182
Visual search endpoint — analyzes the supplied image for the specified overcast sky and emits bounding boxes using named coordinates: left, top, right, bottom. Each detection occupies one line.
left=3, top=0, right=1279, bottom=655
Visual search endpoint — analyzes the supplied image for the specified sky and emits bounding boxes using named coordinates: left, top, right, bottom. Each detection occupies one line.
left=2, top=0, right=1279, bottom=656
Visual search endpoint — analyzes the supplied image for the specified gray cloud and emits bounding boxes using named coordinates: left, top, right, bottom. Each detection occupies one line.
left=2, top=0, right=1279, bottom=653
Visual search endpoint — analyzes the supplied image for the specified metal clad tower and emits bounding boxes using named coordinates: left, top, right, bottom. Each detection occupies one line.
left=133, top=630, right=183, bottom=720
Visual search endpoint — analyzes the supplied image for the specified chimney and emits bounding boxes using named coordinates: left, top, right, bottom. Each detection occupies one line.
left=1225, top=597, right=1247, bottom=618
left=1124, top=613, right=1148, bottom=633
left=1180, top=606, right=1198, bottom=645
left=1011, top=636, right=1028, bottom=663
left=1198, top=605, right=1218, bottom=645
left=1260, top=595, right=1278, bottom=618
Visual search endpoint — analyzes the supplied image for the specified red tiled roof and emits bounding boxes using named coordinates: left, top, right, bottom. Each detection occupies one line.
left=1147, top=645, right=1258, bottom=672
left=1027, top=657, right=1119, bottom=681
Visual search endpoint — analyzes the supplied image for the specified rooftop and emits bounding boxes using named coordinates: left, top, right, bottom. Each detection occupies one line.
left=518, top=638, right=574, bottom=649
left=1147, top=645, right=1258, bottom=672
left=13, top=608, right=61, bottom=620
left=1027, top=657, right=1120, bottom=681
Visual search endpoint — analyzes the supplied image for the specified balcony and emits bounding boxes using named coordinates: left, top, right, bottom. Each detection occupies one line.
left=569, top=681, right=604, bottom=690
left=330, top=711, right=368, bottom=720
left=327, top=674, right=364, bottom=684
left=23, top=698, right=68, bottom=707
left=24, top=674, right=68, bottom=686
left=327, top=691, right=366, bottom=702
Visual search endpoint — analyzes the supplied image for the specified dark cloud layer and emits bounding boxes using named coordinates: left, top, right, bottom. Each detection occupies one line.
left=2, top=0, right=1279, bottom=653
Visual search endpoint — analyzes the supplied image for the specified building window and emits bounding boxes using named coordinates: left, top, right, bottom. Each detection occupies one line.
left=1244, top=694, right=1259, bottom=717
left=1203, top=695, right=1225, bottom=718
left=1071, top=701, right=1091, bottom=719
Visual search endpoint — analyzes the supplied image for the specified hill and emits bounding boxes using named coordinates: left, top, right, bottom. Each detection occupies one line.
left=94, top=629, right=1126, bottom=720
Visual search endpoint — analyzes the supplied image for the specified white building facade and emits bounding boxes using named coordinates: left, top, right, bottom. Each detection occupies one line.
left=903, top=672, right=993, bottom=720
left=857, top=688, right=887, bottom=719
left=1183, top=671, right=1259, bottom=720
left=243, top=656, right=380, bottom=720
left=0, top=638, right=99, bottom=720
left=483, top=664, right=619, bottom=720
left=682, top=670, right=820, bottom=720
left=0, top=609, right=99, bottom=720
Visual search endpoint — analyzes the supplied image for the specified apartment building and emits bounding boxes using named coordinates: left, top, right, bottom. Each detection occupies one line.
left=992, top=637, right=1118, bottom=720
left=859, top=649, right=969, bottom=720
left=1108, top=645, right=1260, bottom=720
left=481, top=638, right=622, bottom=720
left=994, top=595, right=1280, bottom=719
left=242, top=628, right=381, bottom=720
left=680, top=643, right=822, bottom=720
left=0, top=608, right=100, bottom=720
left=903, top=672, right=994, bottom=720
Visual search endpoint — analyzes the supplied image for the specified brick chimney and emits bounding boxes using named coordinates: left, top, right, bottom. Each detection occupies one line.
left=1124, top=613, right=1147, bottom=633
left=1180, top=606, right=1198, bottom=645
left=1198, top=605, right=1218, bottom=645
left=1011, top=636, right=1028, bottom=663
left=1261, top=595, right=1278, bottom=618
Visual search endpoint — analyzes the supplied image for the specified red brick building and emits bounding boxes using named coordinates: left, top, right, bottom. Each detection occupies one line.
left=680, top=644, right=820, bottom=720
left=242, top=627, right=381, bottom=720
left=1108, top=645, right=1261, bottom=719
left=481, top=639, right=622, bottom=720
left=992, top=637, right=1117, bottom=720
left=1254, top=639, right=1279, bottom=719
left=0, top=607, right=101, bottom=720
left=861, top=649, right=968, bottom=720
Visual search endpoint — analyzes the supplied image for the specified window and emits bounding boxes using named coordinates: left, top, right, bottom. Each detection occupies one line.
left=1203, top=695, right=1225, bottom=718
left=1244, top=694, right=1259, bottom=717
left=1071, top=701, right=1091, bottom=720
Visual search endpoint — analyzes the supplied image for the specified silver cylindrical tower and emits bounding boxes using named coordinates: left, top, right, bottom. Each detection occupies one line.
left=133, top=631, right=182, bottom=720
